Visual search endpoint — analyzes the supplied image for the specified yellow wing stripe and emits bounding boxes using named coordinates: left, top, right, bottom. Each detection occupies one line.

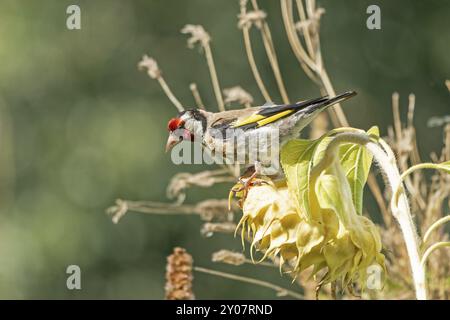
left=232, top=114, right=266, bottom=127
left=232, top=109, right=295, bottom=128
left=256, top=109, right=294, bottom=127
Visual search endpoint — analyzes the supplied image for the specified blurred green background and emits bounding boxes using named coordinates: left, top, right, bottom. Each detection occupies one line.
left=0, top=0, right=448, bottom=299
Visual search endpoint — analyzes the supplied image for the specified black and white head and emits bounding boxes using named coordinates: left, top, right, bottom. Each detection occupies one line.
left=165, top=109, right=208, bottom=152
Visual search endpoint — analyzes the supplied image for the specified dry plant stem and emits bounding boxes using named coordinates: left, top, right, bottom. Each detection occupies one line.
left=203, top=44, right=225, bottom=111
left=318, top=69, right=348, bottom=127
left=282, top=0, right=321, bottom=82
left=259, top=25, right=290, bottom=103
left=240, top=7, right=272, bottom=102
left=281, top=0, right=316, bottom=70
left=445, top=124, right=450, bottom=159
left=400, top=163, right=450, bottom=182
left=110, top=201, right=304, bottom=292
left=166, top=168, right=236, bottom=203
left=138, top=55, right=184, bottom=112
left=182, top=24, right=224, bottom=111
left=209, top=224, right=306, bottom=289
left=406, top=111, right=426, bottom=223
left=194, top=266, right=304, bottom=299
left=281, top=0, right=323, bottom=94
left=106, top=200, right=194, bottom=224
left=407, top=94, right=422, bottom=165
left=107, top=198, right=236, bottom=224
left=391, top=93, right=426, bottom=210
left=280, top=0, right=346, bottom=125
left=311, top=132, right=427, bottom=300
left=157, top=76, right=184, bottom=112
left=251, top=0, right=290, bottom=104
left=393, top=163, right=450, bottom=207
left=119, top=200, right=198, bottom=215
left=201, top=222, right=237, bottom=235
left=295, top=0, right=315, bottom=58
left=421, top=242, right=450, bottom=269
left=423, top=215, right=450, bottom=244
left=392, top=93, right=402, bottom=144
left=281, top=0, right=340, bottom=127
left=189, top=83, right=205, bottom=109
left=392, top=92, right=416, bottom=196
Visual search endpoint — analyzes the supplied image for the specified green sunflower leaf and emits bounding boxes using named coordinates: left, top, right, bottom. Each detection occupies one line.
left=338, top=126, right=379, bottom=214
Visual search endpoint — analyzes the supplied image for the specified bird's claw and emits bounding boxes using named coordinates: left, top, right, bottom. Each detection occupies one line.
left=228, top=174, right=271, bottom=210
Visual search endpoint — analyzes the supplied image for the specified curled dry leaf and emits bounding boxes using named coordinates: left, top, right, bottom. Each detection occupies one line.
left=212, top=250, right=246, bottom=266
left=223, top=86, right=254, bottom=106
left=181, top=24, right=211, bottom=49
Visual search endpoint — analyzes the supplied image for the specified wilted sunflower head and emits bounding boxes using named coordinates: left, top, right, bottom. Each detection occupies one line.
left=233, top=127, right=386, bottom=293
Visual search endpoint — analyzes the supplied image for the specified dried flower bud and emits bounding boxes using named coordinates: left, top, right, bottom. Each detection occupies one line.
left=295, top=8, right=325, bottom=32
left=201, top=222, right=237, bottom=237
left=223, top=86, right=254, bottom=106
left=427, top=115, right=450, bottom=128
left=195, top=199, right=233, bottom=222
left=106, top=199, right=128, bottom=224
left=238, top=10, right=267, bottom=29
left=181, top=24, right=211, bottom=48
left=165, top=247, right=195, bottom=300
left=239, top=0, right=248, bottom=9
left=212, top=250, right=246, bottom=266
left=166, top=170, right=234, bottom=203
left=138, top=55, right=161, bottom=79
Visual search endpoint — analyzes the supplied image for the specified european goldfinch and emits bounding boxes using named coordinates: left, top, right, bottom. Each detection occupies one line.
left=165, top=91, right=356, bottom=177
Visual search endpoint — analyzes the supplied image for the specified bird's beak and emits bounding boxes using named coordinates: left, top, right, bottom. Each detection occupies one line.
left=165, top=134, right=180, bottom=153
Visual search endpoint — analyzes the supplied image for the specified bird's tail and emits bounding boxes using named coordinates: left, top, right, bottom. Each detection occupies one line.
left=296, top=90, right=357, bottom=115
left=257, top=91, right=357, bottom=119
left=322, top=90, right=357, bottom=108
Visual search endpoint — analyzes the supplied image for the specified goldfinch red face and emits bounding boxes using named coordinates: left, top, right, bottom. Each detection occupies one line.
left=165, top=109, right=208, bottom=152
left=165, top=117, right=193, bottom=152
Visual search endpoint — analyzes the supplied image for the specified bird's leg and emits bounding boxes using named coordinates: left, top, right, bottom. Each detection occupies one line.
left=239, top=162, right=271, bottom=190
left=229, top=162, right=272, bottom=208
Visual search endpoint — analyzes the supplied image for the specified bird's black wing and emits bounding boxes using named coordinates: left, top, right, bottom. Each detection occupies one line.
left=232, top=91, right=356, bottom=131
